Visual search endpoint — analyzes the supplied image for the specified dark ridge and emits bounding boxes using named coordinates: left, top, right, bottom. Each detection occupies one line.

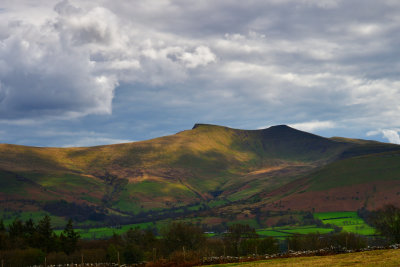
left=267, top=124, right=291, bottom=129
left=262, top=124, right=328, bottom=140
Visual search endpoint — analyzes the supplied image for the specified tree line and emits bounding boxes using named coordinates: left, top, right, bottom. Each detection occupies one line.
left=0, top=217, right=279, bottom=266
left=1, top=204, right=400, bottom=266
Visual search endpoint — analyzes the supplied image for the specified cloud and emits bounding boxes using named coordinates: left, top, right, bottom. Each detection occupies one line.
left=367, top=129, right=400, bottom=144
left=0, top=0, right=216, bottom=120
left=289, top=121, right=336, bottom=132
left=0, top=3, right=117, bottom=119
left=382, top=130, right=400, bottom=144
left=2, top=0, right=400, bottom=146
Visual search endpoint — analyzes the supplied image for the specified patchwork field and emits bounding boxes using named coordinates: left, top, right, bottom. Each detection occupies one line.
left=49, top=211, right=376, bottom=240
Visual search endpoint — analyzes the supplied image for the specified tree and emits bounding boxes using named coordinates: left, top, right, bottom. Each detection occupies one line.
left=35, top=215, right=56, bottom=253
left=370, top=204, right=400, bottom=243
left=8, top=218, right=24, bottom=239
left=258, top=236, right=279, bottom=254
left=124, top=227, right=156, bottom=252
left=223, top=224, right=258, bottom=256
left=0, top=219, right=8, bottom=250
left=60, top=219, right=80, bottom=255
left=24, top=218, right=36, bottom=247
left=0, top=219, right=5, bottom=232
left=161, top=222, right=205, bottom=255
left=106, top=244, right=121, bottom=263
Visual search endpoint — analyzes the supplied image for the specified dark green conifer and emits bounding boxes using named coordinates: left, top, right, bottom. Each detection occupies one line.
left=60, top=219, right=80, bottom=255
left=35, top=215, right=55, bottom=253
left=0, top=219, right=5, bottom=232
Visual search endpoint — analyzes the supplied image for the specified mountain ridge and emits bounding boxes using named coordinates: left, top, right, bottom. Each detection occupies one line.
left=1, top=123, right=400, bottom=226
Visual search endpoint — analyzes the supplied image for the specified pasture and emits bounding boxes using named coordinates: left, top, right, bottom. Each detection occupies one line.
left=256, top=225, right=334, bottom=239
left=314, top=211, right=375, bottom=235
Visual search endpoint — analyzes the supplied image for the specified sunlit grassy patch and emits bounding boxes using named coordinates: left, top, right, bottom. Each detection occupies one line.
left=314, top=211, right=375, bottom=235
left=256, top=225, right=334, bottom=239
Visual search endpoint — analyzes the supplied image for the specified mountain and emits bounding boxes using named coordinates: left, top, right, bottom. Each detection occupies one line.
left=1, top=124, right=400, bottom=226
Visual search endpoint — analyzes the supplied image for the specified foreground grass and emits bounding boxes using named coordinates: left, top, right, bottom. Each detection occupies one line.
left=209, top=249, right=400, bottom=266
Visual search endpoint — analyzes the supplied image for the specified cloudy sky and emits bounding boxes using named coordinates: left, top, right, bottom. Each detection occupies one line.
left=1, top=0, right=400, bottom=146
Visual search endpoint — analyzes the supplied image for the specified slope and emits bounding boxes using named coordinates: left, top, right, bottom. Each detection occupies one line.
left=259, top=149, right=400, bottom=212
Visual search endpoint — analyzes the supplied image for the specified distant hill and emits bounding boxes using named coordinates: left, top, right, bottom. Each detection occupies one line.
left=1, top=124, right=399, bottom=226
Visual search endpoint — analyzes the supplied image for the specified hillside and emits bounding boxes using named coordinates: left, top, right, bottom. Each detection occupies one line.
left=260, top=149, right=400, bottom=212
left=0, top=124, right=400, bottom=225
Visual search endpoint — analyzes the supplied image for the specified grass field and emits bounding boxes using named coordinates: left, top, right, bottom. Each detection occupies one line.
left=314, top=211, right=375, bottom=235
left=209, top=249, right=400, bottom=266
left=54, top=221, right=166, bottom=239
left=256, top=225, right=334, bottom=239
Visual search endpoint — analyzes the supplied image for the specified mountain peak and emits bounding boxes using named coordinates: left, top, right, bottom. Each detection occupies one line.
left=267, top=124, right=291, bottom=130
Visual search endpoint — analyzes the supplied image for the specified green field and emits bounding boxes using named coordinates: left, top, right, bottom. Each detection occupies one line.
left=254, top=211, right=374, bottom=240
left=54, top=221, right=166, bottom=239
left=314, top=211, right=375, bottom=235
left=256, top=225, right=334, bottom=239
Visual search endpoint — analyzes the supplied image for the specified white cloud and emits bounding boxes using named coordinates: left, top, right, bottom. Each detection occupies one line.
left=0, top=0, right=216, bottom=120
left=177, top=46, right=216, bottom=68
left=367, top=129, right=400, bottom=144
left=289, top=121, right=336, bottom=132
left=382, top=130, right=400, bottom=144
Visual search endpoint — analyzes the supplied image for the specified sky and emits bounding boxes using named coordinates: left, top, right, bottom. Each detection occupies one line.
left=1, top=0, right=400, bottom=147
